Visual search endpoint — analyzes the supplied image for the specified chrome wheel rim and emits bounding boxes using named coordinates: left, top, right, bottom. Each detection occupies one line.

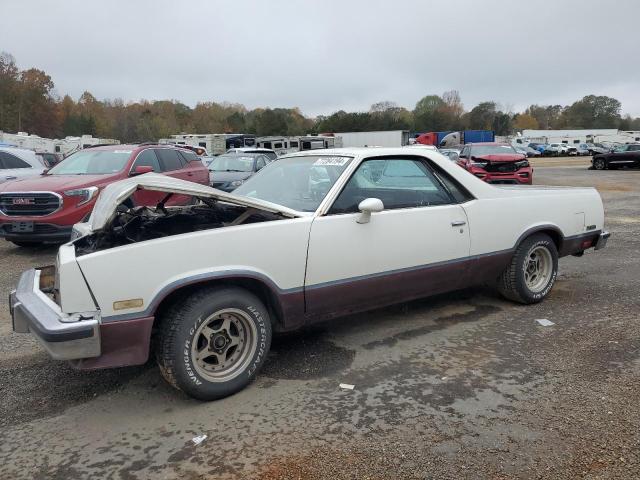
left=191, top=308, right=257, bottom=382
left=595, top=159, right=605, bottom=169
left=524, top=246, right=553, bottom=293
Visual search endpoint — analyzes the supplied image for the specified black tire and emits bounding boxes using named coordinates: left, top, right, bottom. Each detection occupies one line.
left=10, top=241, right=42, bottom=248
left=498, top=233, right=558, bottom=304
left=593, top=157, right=607, bottom=170
left=156, top=286, right=272, bottom=401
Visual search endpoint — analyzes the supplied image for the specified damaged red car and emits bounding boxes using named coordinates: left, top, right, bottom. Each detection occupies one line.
left=457, top=142, right=532, bottom=185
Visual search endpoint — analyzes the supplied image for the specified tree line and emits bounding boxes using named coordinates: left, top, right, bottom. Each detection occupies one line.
left=1, top=51, right=639, bottom=144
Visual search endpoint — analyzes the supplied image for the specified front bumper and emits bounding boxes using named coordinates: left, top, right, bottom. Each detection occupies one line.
left=10, top=268, right=100, bottom=360
left=0, top=223, right=73, bottom=243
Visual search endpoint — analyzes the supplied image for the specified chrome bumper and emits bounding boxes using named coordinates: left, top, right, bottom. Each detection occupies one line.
left=594, top=230, right=610, bottom=251
left=10, top=268, right=101, bottom=360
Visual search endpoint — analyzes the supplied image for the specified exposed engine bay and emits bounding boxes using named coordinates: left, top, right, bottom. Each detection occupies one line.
left=74, top=199, right=284, bottom=255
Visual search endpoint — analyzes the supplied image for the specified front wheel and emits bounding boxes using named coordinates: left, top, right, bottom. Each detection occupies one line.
left=498, top=233, right=558, bottom=304
left=156, top=286, right=272, bottom=400
left=593, top=157, right=607, bottom=170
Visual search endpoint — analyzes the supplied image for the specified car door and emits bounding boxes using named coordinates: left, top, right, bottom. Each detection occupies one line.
left=154, top=148, right=193, bottom=205
left=304, top=156, right=471, bottom=317
left=130, top=149, right=165, bottom=206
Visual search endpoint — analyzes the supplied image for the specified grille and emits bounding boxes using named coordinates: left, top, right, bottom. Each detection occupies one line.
left=0, top=192, right=61, bottom=216
left=484, top=162, right=517, bottom=173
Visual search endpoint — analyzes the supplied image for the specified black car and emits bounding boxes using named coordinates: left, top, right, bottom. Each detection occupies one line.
left=208, top=152, right=271, bottom=191
left=592, top=144, right=640, bottom=170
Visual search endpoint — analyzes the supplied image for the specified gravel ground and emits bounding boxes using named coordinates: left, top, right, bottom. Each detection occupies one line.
left=0, top=162, right=638, bottom=479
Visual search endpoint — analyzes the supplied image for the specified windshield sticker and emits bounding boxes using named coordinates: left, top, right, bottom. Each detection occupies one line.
left=313, top=157, right=349, bottom=166
left=113, top=150, right=133, bottom=154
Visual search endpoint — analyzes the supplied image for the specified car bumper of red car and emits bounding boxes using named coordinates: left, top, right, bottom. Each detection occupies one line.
left=470, top=168, right=533, bottom=185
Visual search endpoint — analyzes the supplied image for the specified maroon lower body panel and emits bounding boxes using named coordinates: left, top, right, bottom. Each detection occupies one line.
left=70, top=316, right=155, bottom=370
left=302, top=251, right=513, bottom=325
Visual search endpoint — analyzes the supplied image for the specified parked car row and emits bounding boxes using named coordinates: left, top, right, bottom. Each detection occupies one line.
left=528, top=142, right=611, bottom=156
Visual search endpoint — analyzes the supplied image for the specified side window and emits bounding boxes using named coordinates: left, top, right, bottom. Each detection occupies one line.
left=132, top=149, right=160, bottom=172
left=274, top=142, right=283, bottom=149
left=460, top=146, right=469, bottom=158
left=155, top=149, right=185, bottom=171
left=0, top=151, right=31, bottom=169
left=329, top=157, right=452, bottom=214
left=179, top=150, right=200, bottom=163
left=256, top=156, right=266, bottom=170
left=290, top=141, right=299, bottom=148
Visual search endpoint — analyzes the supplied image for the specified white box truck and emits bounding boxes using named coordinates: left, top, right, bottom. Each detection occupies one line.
left=335, top=130, right=410, bottom=148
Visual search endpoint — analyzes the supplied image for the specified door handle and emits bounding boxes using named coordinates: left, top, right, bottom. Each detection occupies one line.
left=5, top=176, right=17, bottom=180
left=451, top=220, right=466, bottom=227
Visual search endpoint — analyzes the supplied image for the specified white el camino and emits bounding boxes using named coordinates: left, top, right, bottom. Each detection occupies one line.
left=10, top=148, right=609, bottom=400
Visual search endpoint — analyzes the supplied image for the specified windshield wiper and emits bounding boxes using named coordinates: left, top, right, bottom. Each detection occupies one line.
left=218, top=169, right=245, bottom=172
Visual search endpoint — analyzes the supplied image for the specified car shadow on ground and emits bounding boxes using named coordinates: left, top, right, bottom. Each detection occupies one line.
left=0, top=286, right=508, bottom=426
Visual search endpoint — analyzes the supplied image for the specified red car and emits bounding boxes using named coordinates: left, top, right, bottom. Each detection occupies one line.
left=457, top=142, right=533, bottom=185
left=0, top=144, right=210, bottom=246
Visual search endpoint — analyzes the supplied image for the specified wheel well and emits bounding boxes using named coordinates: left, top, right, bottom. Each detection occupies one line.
left=525, top=228, right=562, bottom=251
left=153, top=277, right=284, bottom=331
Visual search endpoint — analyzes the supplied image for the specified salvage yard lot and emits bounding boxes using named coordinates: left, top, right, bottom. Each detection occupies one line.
left=1, top=159, right=639, bottom=479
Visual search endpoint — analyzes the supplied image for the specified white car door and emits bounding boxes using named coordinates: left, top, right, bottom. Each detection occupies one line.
left=304, top=156, right=471, bottom=317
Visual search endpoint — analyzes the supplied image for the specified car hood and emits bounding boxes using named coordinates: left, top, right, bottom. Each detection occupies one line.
left=474, top=154, right=526, bottom=163
left=0, top=174, right=120, bottom=192
left=88, top=173, right=303, bottom=231
left=209, top=171, right=253, bottom=182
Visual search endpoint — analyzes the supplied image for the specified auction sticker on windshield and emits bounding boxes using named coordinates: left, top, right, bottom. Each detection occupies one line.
left=313, top=157, right=350, bottom=166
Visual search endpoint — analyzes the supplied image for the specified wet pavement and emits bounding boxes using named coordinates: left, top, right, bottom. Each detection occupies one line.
left=0, top=162, right=638, bottom=479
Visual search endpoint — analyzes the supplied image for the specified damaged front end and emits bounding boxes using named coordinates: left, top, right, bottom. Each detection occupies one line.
left=71, top=173, right=303, bottom=255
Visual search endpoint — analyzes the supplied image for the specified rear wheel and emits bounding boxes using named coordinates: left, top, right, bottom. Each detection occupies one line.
left=593, top=157, right=607, bottom=170
left=156, top=286, right=272, bottom=401
left=498, top=233, right=558, bottom=304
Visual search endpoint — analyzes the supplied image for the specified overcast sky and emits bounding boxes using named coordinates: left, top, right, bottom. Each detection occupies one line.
left=3, top=0, right=640, bottom=118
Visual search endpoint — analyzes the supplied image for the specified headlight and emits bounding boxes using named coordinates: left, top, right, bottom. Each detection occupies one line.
left=515, top=160, right=530, bottom=169
left=64, top=186, right=99, bottom=206
left=230, top=180, right=244, bottom=187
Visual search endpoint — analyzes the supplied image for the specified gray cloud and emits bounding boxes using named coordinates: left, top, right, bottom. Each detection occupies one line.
left=3, top=0, right=640, bottom=117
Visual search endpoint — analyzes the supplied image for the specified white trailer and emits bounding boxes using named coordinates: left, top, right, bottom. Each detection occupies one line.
left=0, top=131, right=55, bottom=153
left=54, top=135, right=119, bottom=156
left=335, top=130, right=410, bottom=148
left=160, top=134, right=257, bottom=156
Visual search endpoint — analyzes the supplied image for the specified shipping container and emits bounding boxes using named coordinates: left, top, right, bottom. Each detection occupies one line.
left=462, top=130, right=495, bottom=143
left=336, top=130, right=410, bottom=148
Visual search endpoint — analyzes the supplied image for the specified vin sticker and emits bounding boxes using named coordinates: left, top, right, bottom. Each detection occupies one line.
left=313, top=157, right=349, bottom=166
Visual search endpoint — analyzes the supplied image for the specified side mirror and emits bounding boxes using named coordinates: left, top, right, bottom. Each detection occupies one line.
left=131, top=165, right=154, bottom=176
left=357, top=198, right=384, bottom=224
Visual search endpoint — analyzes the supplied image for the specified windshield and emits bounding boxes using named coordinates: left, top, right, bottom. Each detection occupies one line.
left=471, top=145, right=517, bottom=156
left=48, top=149, right=132, bottom=175
left=209, top=154, right=256, bottom=172
left=233, top=155, right=353, bottom=212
